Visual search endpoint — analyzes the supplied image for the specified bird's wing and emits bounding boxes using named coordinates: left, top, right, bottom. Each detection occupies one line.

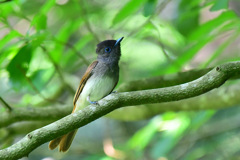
left=72, top=61, right=98, bottom=112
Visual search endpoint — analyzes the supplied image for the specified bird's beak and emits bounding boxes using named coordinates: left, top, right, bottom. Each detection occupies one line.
left=114, top=37, right=124, bottom=47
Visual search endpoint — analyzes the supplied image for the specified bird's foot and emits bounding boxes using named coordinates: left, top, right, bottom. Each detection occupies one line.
left=111, top=90, right=118, bottom=94
left=87, top=96, right=99, bottom=105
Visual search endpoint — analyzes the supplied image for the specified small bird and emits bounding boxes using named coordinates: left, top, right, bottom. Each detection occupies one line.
left=48, top=37, right=124, bottom=152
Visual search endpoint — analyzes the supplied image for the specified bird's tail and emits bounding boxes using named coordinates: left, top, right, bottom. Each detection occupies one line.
left=48, top=130, right=78, bottom=152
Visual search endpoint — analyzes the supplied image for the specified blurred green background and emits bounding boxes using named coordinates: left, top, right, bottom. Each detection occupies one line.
left=1, top=0, right=240, bottom=159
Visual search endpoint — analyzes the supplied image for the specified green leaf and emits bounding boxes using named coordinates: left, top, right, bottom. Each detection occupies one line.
left=201, top=31, right=240, bottom=68
left=188, top=11, right=237, bottom=41
left=30, top=31, right=48, bottom=48
left=0, top=30, right=22, bottom=50
left=165, top=11, right=238, bottom=73
left=166, top=35, right=215, bottom=73
left=175, top=0, right=201, bottom=36
left=6, top=44, right=33, bottom=90
left=50, top=19, right=84, bottom=63
left=143, top=0, right=157, bottom=17
left=112, top=0, right=147, bottom=25
left=0, top=31, right=23, bottom=67
left=32, top=14, right=47, bottom=30
left=0, top=1, right=15, bottom=18
left=31, top=68, right=55, bottom=91
left=0, top=41, right=24, bottom=68
left=210, top=0, right=229, bottom=11
left=40, top=0, right=56, bottom=14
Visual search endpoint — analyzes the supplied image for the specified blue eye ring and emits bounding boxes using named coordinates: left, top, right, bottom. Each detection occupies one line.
left=104, top=47, right=111, bottom=53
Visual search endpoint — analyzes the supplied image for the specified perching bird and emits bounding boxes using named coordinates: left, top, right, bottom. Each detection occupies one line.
left=48, top=37, right=124, bottom=152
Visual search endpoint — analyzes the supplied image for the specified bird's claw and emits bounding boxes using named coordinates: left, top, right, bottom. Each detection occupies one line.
left=111, top=91, right=117, bottom=94
left=87, top=96, right=99, bottom=105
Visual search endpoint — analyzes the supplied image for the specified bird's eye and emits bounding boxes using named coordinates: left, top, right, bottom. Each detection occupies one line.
left=104, top=47, right=111, bottom=53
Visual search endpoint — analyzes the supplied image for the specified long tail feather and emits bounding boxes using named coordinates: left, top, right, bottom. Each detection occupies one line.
left=49, top=137, right=62, bottom=150
left=48, top=130, right=78, bottom=152
left=59, top=130, right=78, bottom=152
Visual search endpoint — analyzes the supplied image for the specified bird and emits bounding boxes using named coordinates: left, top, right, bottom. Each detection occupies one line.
left=48, top=37, right=124, bottom=152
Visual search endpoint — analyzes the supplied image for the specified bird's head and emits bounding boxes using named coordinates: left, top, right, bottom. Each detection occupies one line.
left=96, top=37, right=124, bottom=63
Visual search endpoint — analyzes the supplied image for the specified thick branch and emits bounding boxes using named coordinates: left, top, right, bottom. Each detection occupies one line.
left=117, top=68, right=212, bottom=92
left=0, top=121, right=52, bottom=143
left=0, top=67, right=212, bottom=128
left=0, top=61, right=240, bottom=159
left=108, top=82, right=240, bottom=120
left=1, top=83, right=239, bottom=126
left=0, top=105, right=71, bottom=128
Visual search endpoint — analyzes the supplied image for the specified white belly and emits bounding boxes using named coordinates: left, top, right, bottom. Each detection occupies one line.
left=75, top=74, right=115, bottom=110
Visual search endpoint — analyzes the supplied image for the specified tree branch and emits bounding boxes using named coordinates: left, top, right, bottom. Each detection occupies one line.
left=0, top=61, right=240, bottom=159
left=0, top=105, right=71, bottom=128
left=0, top=67, right=213, bottom=128
left=0, top=121, right=52, bottom=145
left=117, top=68, right=212, bottom=92
left=108, top=82, right=240, bottom=120
left=1, top=83, right=239, bottom=127
left=0, top=63, right=239, bottom=128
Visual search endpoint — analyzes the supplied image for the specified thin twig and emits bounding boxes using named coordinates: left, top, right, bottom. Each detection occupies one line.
left=0, top=97, right=12, bottom=112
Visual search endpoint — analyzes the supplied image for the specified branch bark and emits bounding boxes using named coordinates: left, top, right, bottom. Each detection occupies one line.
left=0, top=61, right=240, bottom=159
